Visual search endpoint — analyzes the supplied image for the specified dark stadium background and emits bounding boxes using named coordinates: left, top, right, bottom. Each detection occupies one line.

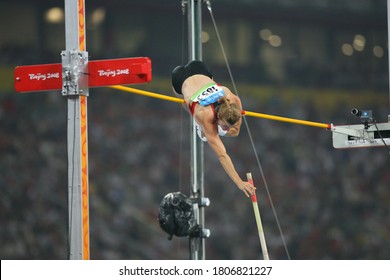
left=0, top=0, right=389, bottom=259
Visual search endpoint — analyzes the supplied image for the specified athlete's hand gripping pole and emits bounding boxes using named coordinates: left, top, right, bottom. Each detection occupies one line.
left=246, top=172, right=270, bottom=260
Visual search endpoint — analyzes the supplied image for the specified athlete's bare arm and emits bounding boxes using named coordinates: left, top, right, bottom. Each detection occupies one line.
left=198, top=109, right=255, bottom=197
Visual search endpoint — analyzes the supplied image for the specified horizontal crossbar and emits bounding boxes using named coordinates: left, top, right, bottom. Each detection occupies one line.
left=109, top=85, right=331, bottom=129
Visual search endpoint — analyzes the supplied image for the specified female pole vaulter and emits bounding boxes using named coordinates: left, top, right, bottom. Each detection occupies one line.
left=172, top=60, right=256, bottom=197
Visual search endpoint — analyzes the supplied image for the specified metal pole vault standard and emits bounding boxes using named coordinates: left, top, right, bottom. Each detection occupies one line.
left=64, top=0, right=89, bottom=260
left=187, top=0, right=209, bottom=260
left=14, top=0, right=152, bottom=260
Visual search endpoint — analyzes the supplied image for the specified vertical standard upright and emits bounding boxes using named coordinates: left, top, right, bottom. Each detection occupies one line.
left=14, top=0, right=152, bottom=260
left=187, top=0, right=208, bottom=260
left=64, top=0, right=90, bottom=260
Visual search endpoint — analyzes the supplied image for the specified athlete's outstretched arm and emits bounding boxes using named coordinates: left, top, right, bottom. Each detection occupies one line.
left=201, top=117, right=255, bottom=197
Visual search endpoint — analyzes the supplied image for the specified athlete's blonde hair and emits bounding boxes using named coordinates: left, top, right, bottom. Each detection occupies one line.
left=216, top=97, right=241, bottom=125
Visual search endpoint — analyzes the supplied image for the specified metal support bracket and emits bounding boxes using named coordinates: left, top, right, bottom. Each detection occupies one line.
left=190, top=197, right=210, bottom=239
left=190, top=228, right=211, bottom=238
left=61, top=49, right=89, bottom=96
left=331, top=121, right=390, bottom=149
left=193, top=197, right=210, bottom=207
left=330, top=123, right=367, bottom=138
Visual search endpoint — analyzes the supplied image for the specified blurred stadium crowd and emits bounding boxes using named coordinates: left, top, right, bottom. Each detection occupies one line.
left=1, top=76, right=389, bottom=259
left=0, top=0, right=389, bottom=260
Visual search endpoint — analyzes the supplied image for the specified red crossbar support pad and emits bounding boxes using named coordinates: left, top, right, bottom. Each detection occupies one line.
left=14, top=57, right=152, bottom=92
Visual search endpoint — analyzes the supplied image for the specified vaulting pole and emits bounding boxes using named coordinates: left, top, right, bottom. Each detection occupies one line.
left=65, top=0, right=90, bottom=260
left=246, top=173, right=269, bottom=260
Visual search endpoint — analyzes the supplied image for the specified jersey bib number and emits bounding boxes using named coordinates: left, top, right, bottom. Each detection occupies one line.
left=191, top=83, right=225, bottom=106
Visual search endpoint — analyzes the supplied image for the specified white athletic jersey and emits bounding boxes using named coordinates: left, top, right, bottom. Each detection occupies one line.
left=195, top=121, right=227, bottom=142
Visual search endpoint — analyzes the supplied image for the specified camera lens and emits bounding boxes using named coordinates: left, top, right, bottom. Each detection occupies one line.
left=351, top=108, right=360, bottom=116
